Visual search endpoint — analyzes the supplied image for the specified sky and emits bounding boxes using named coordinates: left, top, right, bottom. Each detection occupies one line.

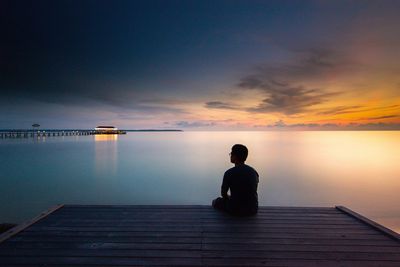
left=1, top=0, right=400, bottom=130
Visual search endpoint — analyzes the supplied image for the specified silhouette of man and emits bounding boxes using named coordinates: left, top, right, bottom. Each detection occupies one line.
left=212, top=144, right=259, bottom=216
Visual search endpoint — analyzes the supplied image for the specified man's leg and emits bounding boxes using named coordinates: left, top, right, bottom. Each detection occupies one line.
left=212, top=197, right=228, bottom=211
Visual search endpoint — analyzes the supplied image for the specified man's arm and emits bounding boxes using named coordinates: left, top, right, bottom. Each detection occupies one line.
left=221, top=172, right=229, bottom=199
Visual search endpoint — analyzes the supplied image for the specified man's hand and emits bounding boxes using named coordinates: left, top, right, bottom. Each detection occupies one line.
left=221, top=189, right=229, bottom=199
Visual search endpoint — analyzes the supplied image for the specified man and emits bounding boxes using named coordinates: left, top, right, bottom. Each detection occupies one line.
left=212, top=144, right=259, bottom=216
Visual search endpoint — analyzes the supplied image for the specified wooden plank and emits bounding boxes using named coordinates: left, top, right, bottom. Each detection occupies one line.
left=37, top=218, right=358, bottom=225
left=23, top=226, right=377, bottom=235
left=64, top=204, right=209, bottom=209
left=8, top=236, right=395, bottom=246
left=33, top=222, right=361, bottom=228
left=25, top=226, right=203, bottom=232
left=203, top=250, right=400, bottom=261
left=19, top=231, right=390, bottom=241
left=1, top=261, right=398, bottom=267
left=202, top=258, right=400, bottom=267
left=203, top=235, right=396, bottom=243
left=0, top=249, right=202, bottom=258
left=13, top=239, right=387, bottom=248
left=58, top=206, right=341, bottom=213
left=2, top=243, right=399, bottom=256
left=48, top=214, right=349, bottom=220
left=4, top=237, right=394, bottom=248
left=56, top=206, right=340, bottom=212
left=0, top=256, right=202, bottom=266
left=201, top=225, right=372, bottom=231
left=56, top=209, right=342, bottom=215
left=336, top=206, right=400, bottom=242
left=23, top=226, right=376, bottom=235
left=31, top=217, right=366, bottom=228
left=18, top=231, right=203, bottom=238
left=41, top=212, right=353, bottom=219
left=53, top=208, right=343, bottom=213
left=203, top=243, right=400, bottom=252
left=58, top=216, right=339, bottom=222
left=203, top=231, right=385, bottom=239
left=44, top=215, right=350, bottom=222
left=51, top=212, right=343, bottom=219
left=201, top=223, right=370, bottom=229
left=0, top=242, right=201, bottom=250
left=64, top=204, right=335, bottom=211
left=48, top=215, right=317, bottom=222
left=260, top=206, right=335, bottom=210
left=0, top=204, right=64, bottom=244
left=9, top=236, right=202, bottom=243
left=38, top=217, right=357, bottom=223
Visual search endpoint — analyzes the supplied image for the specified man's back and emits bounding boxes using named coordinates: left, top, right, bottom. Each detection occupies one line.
left=212, top=144, right=259, bottom=216
left=222, top=164, right=259, bottom=215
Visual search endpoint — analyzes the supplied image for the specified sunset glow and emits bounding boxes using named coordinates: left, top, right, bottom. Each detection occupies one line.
left=1, top=1, right=399, bottom=130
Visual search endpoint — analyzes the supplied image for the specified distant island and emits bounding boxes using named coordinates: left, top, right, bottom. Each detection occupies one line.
left=94, top=126, right=183, bottom=133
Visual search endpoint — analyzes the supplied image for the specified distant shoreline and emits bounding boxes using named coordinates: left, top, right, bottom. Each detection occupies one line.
left=0, top=129, right=183, bottom=132
left=125, top=129, right=183, bottom=132
left=3, top=129, right=400, bottom=132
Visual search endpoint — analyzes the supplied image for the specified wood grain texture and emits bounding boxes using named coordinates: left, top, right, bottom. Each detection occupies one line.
left=0, top=205, right=399, bottom=266
left=336, top=205, right=400, bottom=242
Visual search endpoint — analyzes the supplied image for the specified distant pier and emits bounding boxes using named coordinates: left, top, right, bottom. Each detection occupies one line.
left=0, top=129, right=126, bottom=139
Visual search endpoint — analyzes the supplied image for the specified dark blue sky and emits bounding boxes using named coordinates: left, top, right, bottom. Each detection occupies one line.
left=1, top=0, right=399, bottom=129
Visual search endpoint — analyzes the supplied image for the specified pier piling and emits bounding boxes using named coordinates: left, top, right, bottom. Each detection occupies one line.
left=0, top=129, right=125, bottom=139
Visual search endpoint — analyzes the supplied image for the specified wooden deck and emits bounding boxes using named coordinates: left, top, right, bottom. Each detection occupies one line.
left=0, top=205, right=399, bottom=266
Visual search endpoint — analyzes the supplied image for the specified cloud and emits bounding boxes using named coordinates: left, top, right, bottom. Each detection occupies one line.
left=266, top=120, right=324, bottom=130
left=317, top=105, right=364, bottom=115
left=365, top=115, right=399, bottom=120
left=271, top=120, right=286, bottom=127
left=204, top=101, right=240, bottom=110
left=229, top=48, right=346, bottom=115
left=237, top=75, right=265, bottom=89
left=252, top=48, right=349, bottom=82
left=237, top=72, right=341, bottom=115
left=348, top=123, right=400, bottom=130
left=205, top=49, right=347, bottom=115
left=263, top=120, right=400, bottom=130
left=288, top=123, right=320, bottom=128
left=316, top=105, right=400, bottom=116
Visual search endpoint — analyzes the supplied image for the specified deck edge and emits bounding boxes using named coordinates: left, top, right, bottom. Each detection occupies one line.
left=0, top=204, right=64, bottom=244
left=61, top=205, right=335, bottom=212
left=63, top=204, right=210, bottom=208
left=336, top=206, right=400, bottom=242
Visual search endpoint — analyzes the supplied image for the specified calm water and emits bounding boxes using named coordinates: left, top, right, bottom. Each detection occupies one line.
left=1, top=131, right=399, bottom=233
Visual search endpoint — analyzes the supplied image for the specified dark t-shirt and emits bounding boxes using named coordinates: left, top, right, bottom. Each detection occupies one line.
left=221, top=164, right=259, bottom=215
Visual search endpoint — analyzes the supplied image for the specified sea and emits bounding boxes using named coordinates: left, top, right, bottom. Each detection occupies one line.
left=0, top=131, right=399, bottom=233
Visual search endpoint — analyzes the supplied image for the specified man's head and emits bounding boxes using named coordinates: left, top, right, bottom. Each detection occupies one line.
left=230, top=144, right=248, bottom=164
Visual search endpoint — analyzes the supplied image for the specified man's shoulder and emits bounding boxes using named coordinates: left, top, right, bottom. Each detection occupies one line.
left=225, top=164, right=258, bottom=176
left=244, top=164, right=259, bottom=176
left=224, top=166, right=236, bottom=176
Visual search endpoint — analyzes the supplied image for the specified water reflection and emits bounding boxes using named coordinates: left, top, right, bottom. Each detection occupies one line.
left=95, top=134, right=118, bottom=142
left=94, top=135, right=118, bottom=177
